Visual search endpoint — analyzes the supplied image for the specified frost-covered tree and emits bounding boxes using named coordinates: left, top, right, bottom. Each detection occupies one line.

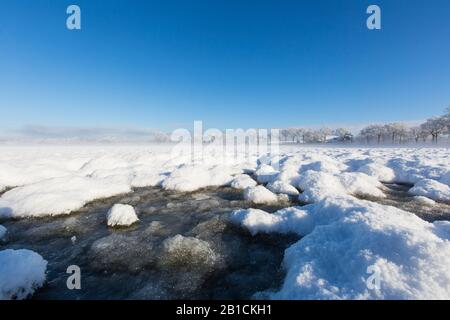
left=281, top=128, right=289, bottom=142
left=334, top=128, right=353, bottom=142
left=292, top=128, right=304, bottom=143
left=421, top=117, right=448, bottom=143
left=396, top=124, right=409, bottom=144
left=318, top=127, right=332, bottom=143
left=410, top=127, right=424, bottom=143
left=359, top=125, right=385, bottom=144
left=384, top=123, right=407, bottom=143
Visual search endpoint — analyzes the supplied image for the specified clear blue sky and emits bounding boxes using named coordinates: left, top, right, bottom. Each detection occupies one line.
left=0, top=0, right=449, bottom=131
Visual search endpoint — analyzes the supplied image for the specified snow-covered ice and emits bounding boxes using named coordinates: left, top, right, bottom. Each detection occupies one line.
left=0, top=249, right=47, bottom=300
left=106, top=204, right=139, bottom=227
left=231, top=196, right=450, bottom=299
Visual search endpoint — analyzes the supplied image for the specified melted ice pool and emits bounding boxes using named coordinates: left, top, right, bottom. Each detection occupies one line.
left=1, top=187, right=298, bottom=299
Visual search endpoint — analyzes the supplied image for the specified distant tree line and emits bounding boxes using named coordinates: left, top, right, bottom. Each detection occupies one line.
left=280, top=107, right=450, bottom=144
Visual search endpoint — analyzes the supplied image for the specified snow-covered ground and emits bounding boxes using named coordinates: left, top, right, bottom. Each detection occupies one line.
left=0, top=145, right=449, bottom=299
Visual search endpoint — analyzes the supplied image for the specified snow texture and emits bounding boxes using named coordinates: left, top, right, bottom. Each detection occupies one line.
left=230, top=174, right=257, bottom=189
left=0, top=249, right=47, bottom=300
left=231, top=196, right=450, bottom=299
left=107, top=204, right=139, bottom=227
left=243, top=186, right=279, bottom=204
left=409, top=179, right=450, bottom=202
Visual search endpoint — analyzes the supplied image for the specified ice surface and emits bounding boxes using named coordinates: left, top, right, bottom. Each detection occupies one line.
left=107, top=204, right=139, bottom=227
left=161, top=235, right=219, bottom=270
left=0, top=225, right=6, bottom=240
left=0, top=249, right=47, bottom=300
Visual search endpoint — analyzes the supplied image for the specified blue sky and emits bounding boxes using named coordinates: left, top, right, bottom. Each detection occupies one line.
left=0, top=0, right=449, bottom=132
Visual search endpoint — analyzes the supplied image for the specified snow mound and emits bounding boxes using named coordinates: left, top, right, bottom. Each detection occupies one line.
left=254, top=165, right=279, bottom=184
left=231, top=207, right=308, bottom=236
left=299, top=157, right=347, bottom=175
left=266, top=180, right=299, bottom=196
left=409, top=179, right=450, bottom=202
left=277, top=166, right=301, bottom=186
left=0, top=225, right=6, bottom=240
left=231, top=197, right=450, bottom=299
left=358, top=162, right=395, bottom=182
left=0, top=249, right=47, bottom=300
left=297, top=170, right=384, bottom=203
left=230, top=174, right=257, bottom=189
left=0, top=175, right=131, bottom=218
left=297, top=170, right=346, bottom=202
left=339, top=172, right=385, bottom=198
left=243, top=186, right=279, bottom=204
left=162, top=164, right=235, bottom=192
left=107, top=204, right=139, bottom=227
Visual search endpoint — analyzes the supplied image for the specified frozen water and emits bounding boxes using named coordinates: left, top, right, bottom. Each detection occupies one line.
left=0, top=224, right=6, bottom=241
left=0, top=186, right=296, bottom=299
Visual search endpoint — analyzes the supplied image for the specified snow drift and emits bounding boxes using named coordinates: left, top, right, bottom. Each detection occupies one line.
left=231, top=196, right=450, bottom=299
left=106, top=204, right=139, bottom=227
